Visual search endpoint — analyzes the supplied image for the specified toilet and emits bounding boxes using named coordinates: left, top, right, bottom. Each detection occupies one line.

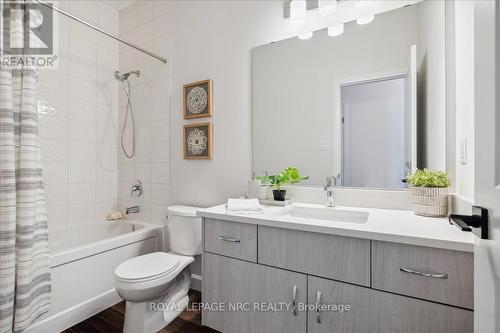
left=114, top=206, right=202, bottom=333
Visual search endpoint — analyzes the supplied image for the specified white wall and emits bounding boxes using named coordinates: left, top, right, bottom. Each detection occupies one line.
left=117, top=1, right=171, bottom=224
left=416, top=0, right=447, bottom=170
left=252, top=6, right=418, bottom=185
left=39, top=1, right=120, bottom=230
left=170, top=0, right=295, bottom=207
left=453, top=1, right=475, bottom=201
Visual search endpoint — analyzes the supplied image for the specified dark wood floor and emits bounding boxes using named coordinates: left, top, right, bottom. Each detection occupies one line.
left=63, top=290, right=219, bottom=333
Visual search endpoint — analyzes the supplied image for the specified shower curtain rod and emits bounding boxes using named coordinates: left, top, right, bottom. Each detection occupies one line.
left=34, top=0, right=167, bottom=64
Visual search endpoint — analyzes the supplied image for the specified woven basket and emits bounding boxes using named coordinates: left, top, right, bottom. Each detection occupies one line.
left=411, top=187, right=449, bottom=217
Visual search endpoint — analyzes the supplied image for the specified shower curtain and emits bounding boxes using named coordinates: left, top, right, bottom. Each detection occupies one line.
left=0, top=67, right=51, bottom=332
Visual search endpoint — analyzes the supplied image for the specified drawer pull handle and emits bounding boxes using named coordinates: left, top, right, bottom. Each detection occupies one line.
left=292, top=285, right=298, bottom=316
left=400, top=267, right=448, bottom=279
left=315, top=291, right=322, bottom=324
left=218, top=235, right=241, bottom=243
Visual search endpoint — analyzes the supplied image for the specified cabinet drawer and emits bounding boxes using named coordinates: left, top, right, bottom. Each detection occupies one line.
left=308, top=276, right=473, bottom=333
left=204, top=219, right=257, bottom=262
left=372, top=241, right=473, bottom=309
left=258, top=226, right=370, bottom=286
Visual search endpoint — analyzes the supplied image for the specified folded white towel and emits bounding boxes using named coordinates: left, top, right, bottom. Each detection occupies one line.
left=226, top=198, right=264, bottom=214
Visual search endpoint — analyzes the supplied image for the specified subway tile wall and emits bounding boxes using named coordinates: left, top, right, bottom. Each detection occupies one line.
left=118, top=1, right=171, bottom=225
left=39, top=1, right=120, bottom=230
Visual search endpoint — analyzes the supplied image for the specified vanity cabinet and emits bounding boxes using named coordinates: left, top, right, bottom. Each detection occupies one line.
left=202, top=220, right=474, bottom=333
left=203, top=252, right=307, bottom=333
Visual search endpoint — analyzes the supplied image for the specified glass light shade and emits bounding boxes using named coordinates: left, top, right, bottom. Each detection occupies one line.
left=327, top=23, right=344, bottom=37
left=356, top=14, right=375, bottom=25
left=290, top=0, right=307, bottom=28
left=318, top=0, right=337, bottom=16
left=354, top=0, right=373, bottom=10
left=298, top=31, right=313, bottom=40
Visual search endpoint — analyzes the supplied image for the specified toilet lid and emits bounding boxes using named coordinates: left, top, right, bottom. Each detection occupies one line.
left=115, top=252, right=181, bottom=282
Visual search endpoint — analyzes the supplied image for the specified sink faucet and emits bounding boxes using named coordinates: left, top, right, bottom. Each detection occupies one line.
left=324, top=176, right=337, bottom=207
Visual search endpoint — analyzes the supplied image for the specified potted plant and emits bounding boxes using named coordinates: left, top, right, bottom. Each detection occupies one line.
left=407, top=169, right=451, bottom=217
left=258, top=167, right=309, bottom=201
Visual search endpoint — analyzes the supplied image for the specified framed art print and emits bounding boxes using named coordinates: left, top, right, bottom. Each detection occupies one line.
left=183, top=79, right=213, bottom=119
left=184, top=123, right=213, bottom=160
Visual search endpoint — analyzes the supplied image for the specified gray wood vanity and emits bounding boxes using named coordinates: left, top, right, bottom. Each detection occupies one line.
left=199, top=208, right=474, bottom=333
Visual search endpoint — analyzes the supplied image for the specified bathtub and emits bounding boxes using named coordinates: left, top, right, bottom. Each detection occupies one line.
left=25, top=220, right=163, bottom=333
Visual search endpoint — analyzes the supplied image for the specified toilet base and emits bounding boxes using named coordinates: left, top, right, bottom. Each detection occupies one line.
left=123, top=268, right=192, bottom=333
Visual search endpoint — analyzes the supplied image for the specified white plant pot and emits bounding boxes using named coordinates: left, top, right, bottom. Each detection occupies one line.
left=411, top=186, right=449, bottom=217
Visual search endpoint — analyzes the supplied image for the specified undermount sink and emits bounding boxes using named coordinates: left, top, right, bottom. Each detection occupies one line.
left=274, top=205, right=369, bottom=224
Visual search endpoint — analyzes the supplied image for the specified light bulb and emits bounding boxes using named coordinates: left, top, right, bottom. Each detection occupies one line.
left=356, top=14, right=374, bottom=25
left=318, top=0, right=337, bottom=16
left=327, top=23, right=344, bottom=37
left=298, top=31, right=313, bottom=40
left=354, top=0, right=373, bottom=10
left=290, top=0, right=307, bottom=29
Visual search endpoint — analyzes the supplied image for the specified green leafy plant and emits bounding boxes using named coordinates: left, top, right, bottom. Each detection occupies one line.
left=407, top=169, right=451, bottom=188
left=257, top=167, right=309, bottom=190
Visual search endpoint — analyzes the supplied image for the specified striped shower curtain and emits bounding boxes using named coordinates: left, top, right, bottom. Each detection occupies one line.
left=0, top=66, right=51, bottom=332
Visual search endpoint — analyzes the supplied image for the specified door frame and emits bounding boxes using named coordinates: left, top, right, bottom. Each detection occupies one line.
left=333, top=69, right=408, bottom=186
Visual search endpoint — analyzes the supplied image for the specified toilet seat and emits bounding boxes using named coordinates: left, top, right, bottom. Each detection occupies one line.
left=115, top=252, right=183, bottom=284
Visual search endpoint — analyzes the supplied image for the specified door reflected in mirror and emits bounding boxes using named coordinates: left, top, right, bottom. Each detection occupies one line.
left=252, top=1, right=446, bottom=189
left=340, top=75, right=409, bottom=189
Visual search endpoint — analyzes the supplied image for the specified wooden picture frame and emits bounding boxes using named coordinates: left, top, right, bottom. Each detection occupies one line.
left=183, top=123, right=213, bottom=160
left=183, top=79, right=213, bottom=119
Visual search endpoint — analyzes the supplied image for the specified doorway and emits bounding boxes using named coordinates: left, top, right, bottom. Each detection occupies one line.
left=340, top=76, right=409, bottom=188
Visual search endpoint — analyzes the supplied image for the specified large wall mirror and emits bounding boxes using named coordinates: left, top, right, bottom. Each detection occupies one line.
left=252, top=0, right=447, bottom=189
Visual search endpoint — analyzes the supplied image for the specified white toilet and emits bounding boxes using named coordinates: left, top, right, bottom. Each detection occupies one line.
left=114, top=206, right=202, bottom=333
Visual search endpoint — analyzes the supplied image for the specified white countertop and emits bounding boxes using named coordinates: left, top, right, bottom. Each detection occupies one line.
left=197, top=203, right=474, bottom=252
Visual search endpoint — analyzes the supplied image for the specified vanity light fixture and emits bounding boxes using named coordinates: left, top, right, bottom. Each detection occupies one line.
left=327, top=23, right=344, bottom=37
left=354, top=0, right=373, bottom=11
left=290, top=0, right=307, bottom=28
left=298, top=31, right=313, bottom=40
left=318, top=0, right=337, bottom=16
left=356, top=14, right=375, bottom=25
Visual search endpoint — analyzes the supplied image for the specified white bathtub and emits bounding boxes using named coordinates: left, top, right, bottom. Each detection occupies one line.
left=25, top=220, right=163, bottom=333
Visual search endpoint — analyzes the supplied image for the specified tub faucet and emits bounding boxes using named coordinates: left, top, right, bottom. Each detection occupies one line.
left=324, top=176, right=337, bottom=207
left=126, top=205, right=140, bottom=215
left=131, top=180, right=143, bottom=197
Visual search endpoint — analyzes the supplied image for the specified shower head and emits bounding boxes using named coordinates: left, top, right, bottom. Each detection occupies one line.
left=114, top=70, right=140, bottom=81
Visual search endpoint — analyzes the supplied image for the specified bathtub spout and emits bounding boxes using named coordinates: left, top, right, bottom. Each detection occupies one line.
left=126, top=205, right=140, bottom=215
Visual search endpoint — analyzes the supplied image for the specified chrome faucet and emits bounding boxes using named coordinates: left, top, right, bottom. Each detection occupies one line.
left=126, top=205, right=140, bottom=215
left=324, top=176, right=337, bottom=207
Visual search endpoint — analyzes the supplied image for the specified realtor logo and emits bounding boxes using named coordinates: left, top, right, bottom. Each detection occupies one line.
left=1, top=1, right=58, bottom=68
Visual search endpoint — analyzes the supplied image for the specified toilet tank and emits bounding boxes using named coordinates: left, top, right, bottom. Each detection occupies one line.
left=166, top=206, right=202, bottom=256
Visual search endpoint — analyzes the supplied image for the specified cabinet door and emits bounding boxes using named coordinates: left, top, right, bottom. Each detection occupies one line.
left=203, top=253, right=307, bottom=333
left=308, top=276, right=473, bottom=333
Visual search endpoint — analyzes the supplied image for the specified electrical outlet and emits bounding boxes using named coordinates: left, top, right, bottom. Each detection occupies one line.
left=319, top=140, right=330, bottom=151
